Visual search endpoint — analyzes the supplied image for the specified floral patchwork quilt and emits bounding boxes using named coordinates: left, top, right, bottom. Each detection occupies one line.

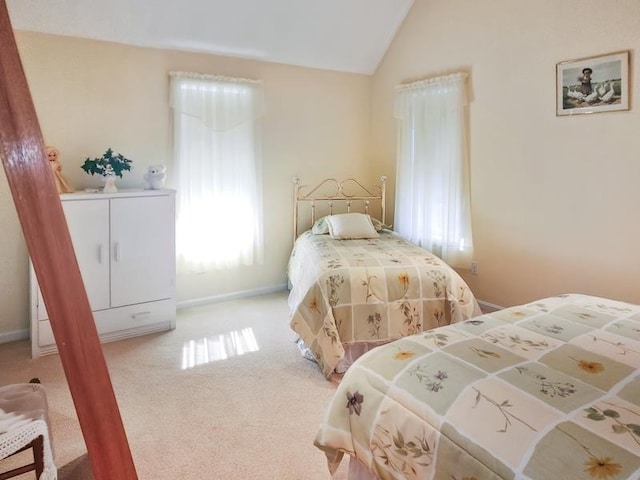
left=314, top=294, right=640, bottom=479
left=288, top=231, right=480, bottom=378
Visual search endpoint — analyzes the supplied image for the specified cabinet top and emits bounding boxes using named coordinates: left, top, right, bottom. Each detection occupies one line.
left=60, top=188, right=176, bottom=200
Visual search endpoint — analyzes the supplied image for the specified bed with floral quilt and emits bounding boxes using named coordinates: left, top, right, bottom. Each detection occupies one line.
left=314, top=293, right=640, bottom=480
left=288, top=227, right=480, bottom=379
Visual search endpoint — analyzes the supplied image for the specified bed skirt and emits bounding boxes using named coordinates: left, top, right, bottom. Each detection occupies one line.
left=347, top=457, right=378, bottom=480
left=296, top=337, right=391, bottom=374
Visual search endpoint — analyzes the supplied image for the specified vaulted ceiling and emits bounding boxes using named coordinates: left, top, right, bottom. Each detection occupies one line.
left=7, top=0, right=415, bottom=74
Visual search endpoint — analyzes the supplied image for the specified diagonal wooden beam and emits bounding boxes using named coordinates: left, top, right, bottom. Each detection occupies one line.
left=0, top=3, right=137, bottom=479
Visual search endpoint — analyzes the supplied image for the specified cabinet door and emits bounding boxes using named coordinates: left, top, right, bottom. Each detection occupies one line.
left=110, top=195, right=175, bottom=307
left=62, top=199, right=111, bottom=311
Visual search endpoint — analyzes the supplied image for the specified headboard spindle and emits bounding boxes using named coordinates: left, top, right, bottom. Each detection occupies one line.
left=292, top=176, right=387, bottom=245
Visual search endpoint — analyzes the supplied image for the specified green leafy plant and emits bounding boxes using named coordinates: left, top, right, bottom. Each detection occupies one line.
left=81, top=148, right=133, bottom=178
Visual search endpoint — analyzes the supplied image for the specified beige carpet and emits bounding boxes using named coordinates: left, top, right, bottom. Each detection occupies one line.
left=0, top=291, right=349, bottom=479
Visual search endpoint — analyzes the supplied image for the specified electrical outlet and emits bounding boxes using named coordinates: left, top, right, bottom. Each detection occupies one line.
left=470, top=260, right=478, bottom=275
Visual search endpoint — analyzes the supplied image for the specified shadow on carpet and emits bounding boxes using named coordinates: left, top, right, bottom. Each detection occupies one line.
left=57, top=454, right=94, bottom=480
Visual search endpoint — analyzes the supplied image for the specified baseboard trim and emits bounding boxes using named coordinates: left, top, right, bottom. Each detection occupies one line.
left=177, top=284, right=288, bottom=310
left=478, top=300, right=503, bottom=313
left=0, top=328, right=29, bottom=344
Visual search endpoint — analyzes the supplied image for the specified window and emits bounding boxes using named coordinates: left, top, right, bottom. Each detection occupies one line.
left=394, top=72, right=473, bottom=268
left=170, top=72, right=265, bottom=271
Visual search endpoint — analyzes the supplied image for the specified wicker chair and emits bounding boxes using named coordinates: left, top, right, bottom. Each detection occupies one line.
left=0, top=379, right=56, bottom=480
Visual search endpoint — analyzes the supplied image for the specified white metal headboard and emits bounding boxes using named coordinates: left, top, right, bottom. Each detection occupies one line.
left=292, top=176, right=387, bottom=244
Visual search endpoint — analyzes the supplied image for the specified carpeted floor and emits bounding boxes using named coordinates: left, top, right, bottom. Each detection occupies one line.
left=0, top=291, right=349, bottom=479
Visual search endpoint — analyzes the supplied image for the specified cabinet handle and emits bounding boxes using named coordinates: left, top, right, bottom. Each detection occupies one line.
left=131, top=311, right=151, bottom=319
left=114, top=242, right=121, bottom=262
left=98, top=244, right=104, bottom=264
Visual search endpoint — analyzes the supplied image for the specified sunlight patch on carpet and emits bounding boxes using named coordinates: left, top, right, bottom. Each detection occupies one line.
left=181, top=328, right=260, bottom=368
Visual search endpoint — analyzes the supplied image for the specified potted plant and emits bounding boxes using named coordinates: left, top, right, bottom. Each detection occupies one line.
left=81, top=148, right=133, bottom=193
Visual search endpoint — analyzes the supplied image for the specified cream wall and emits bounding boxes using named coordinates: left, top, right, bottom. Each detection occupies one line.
left=4, top=1, right=640, bottom=339
left=372, top=0, right=640, bottom=308
left=0, top=31, right=372, bottom=339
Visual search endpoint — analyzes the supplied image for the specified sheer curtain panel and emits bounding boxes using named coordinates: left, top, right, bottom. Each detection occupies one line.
left=394, top=72, right=473, bottom=269
left=170, top=72, right=265, bottom=271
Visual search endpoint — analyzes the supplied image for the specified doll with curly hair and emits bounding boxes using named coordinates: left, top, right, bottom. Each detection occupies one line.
left=46, top=146, right=74, bottom=193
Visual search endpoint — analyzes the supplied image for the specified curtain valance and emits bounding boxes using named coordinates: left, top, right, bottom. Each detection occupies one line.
left=394, top=72, right=469, bottom=119
left=169, top=71, right=265, bottom=131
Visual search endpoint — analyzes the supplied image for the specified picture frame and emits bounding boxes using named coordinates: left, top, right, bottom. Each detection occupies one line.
left=556, top=50, right=630, bottom=116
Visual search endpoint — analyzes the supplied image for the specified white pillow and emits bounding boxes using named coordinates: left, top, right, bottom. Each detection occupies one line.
left=312, top=215, right=389, bottom=235
left=325, top=213, right=379, bottom=240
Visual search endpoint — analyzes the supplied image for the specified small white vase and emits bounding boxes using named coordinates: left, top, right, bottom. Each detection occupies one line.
left=103, top=174, right=118, bottom=193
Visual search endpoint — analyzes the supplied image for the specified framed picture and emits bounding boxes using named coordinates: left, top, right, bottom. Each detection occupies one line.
left=556, top=50, right=630, bottom=116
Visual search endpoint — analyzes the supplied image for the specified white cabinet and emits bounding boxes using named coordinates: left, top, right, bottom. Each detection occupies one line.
left=30, top=189, right=176, bottom=357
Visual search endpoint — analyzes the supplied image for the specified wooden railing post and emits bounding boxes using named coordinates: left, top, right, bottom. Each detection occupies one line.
left=0, top=3, right=138, bottom=478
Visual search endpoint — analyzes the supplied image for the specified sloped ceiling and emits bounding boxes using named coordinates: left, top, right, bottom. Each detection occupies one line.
left=6, top=0, right=415, bottom=74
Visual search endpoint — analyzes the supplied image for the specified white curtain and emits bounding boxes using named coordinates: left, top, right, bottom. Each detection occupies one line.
left=170, top=72, right=265, bottom=271
left=394, top=72, right=473, bottom=268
